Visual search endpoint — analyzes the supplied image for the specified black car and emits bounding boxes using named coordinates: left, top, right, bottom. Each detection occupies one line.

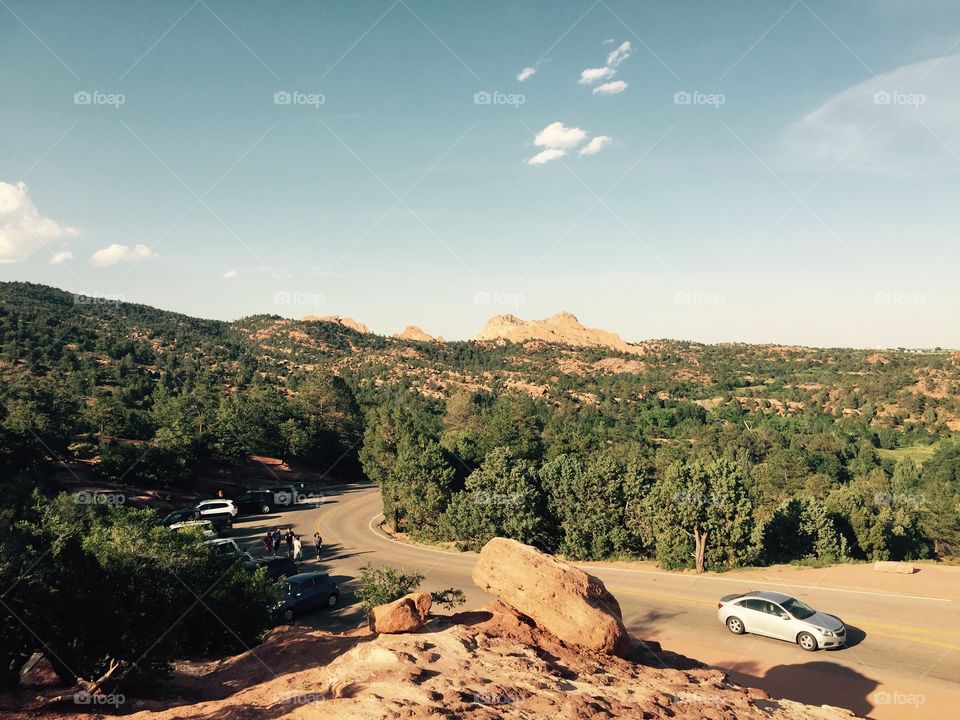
left=159, top=508, right=201, bottom=526
left=271, top=572, right=339, bottom=621
left=293, top=482, right=324, bottom=500
left=234, top=490, right=276, bottom=515
left=243, top=557, right=299, bottom=581
left=203, top=511, right=234, bottom=535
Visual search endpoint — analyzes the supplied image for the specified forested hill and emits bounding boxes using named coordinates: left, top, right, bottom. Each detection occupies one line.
left=2, top=281, right=959, bottom=565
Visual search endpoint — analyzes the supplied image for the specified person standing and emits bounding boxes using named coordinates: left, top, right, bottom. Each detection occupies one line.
left=272, top=528, right=282, bottom=554
left=313, top=531, right=322, bottom=558
left=284, top=527, right=294, bottom=558
left=292, top=535, right=303, bottom=561
left=263, top=532, right=273, bottom=556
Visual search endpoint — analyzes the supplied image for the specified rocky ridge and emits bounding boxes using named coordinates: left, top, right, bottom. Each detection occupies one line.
left=475, top=311, right=643, bottom=354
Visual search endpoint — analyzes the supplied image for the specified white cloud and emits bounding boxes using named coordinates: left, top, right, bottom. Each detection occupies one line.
left=526, top=148, right=567, bottom=165
left=578, top=66, right=616, bottom=85
left=533, top=121, right=588, bottom=150
left=90, top=243, right=156, bottom=267
left=223, top=268, right=238, bottom=278
left=781, top=54, right=960, bottom=176
left=0, top=181, right=78, bottom=264
left=516, top=66, right=536, bottom=82
left=579, top=136, right=612, bottom=156
left=602, top=38, right=617, bottom=45
left=606, top=41, right=632, bottom=68
left=593, top=80, right=628, bottom=95
left=50, top=250, right=73, bottom=265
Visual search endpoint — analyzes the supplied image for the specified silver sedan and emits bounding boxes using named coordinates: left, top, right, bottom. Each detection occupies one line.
left=717, top=590, right=846, bottom=651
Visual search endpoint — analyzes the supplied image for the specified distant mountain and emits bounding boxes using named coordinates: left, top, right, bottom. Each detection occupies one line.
left=393, top=325, right=438, bottom=342
left=302, top=315, right=370, bottom=334
left=476, top=312, right=643, bottom=354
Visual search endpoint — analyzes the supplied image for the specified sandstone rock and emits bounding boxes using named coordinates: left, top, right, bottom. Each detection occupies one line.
left=472, top=537, right=632, bottom=656
left=19, top=652, right=58, bottom=688
left=393, top=325, right=436, bottom=342
left=369, top=592, right=432, bottom=634
left=302, top=315, right=371, bottom=334
left=475, top=311, right=642, bottom=354
left=873, top=560, right=916, bottom=574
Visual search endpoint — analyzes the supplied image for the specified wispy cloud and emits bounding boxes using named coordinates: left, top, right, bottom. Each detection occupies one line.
left=579, top=136, right=612, bottom=156
left=579, top=66, right=616, bottom=85
left=781, top=53, right=960, bottom=176
left=527, top=148, right=568, bottom=165
left=516, top=66, right=536, bottom=82
left=0, top=181, right=78, bottom=264
left=50, top=250, right=73, bottom=265
left=606, top=41, right=632, bottom=68
left=90, top=243, right=157, bottom=267
left=223, top=268, right=238, bottom=278
left=593, top=80, right=628, bottom=95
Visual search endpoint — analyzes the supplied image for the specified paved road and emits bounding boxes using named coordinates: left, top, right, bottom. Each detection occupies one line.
left=232, top=484, right=959, bottom=720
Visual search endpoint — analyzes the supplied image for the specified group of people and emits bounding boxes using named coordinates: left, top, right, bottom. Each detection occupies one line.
left=263, top=527, right=323, bottom=560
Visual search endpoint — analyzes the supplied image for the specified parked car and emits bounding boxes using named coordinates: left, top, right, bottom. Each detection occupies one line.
left=234, top=490, right=276, bottom=515
left=196, top=499, right=238, bottom=517
left=243, top=556, right=299, bottom=581
left=169, top=519, right=218, bottom=539
left=203, top=538, right=253, bottom=562
left=271, top=572, right=339, bottom=621
left=266, top=485, right=298, bottom=508
left=202, top=511, right=234, bottom=536
left=293, top=482, right=324, bottom=501
left=159, top=508, right=201, bottom=526
left=717, top=590, right=846, bottom=651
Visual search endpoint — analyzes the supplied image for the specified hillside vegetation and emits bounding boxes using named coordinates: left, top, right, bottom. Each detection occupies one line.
left=2, top=281, right=959, bottom=573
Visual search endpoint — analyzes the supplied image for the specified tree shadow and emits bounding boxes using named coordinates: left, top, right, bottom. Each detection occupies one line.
left=718, top=658, right=879, bottom=717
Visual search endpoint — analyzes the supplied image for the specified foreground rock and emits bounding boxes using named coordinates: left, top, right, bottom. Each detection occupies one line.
left=472, top=536, right=632, bottom=656
left=76, top=602, right=856, bottom=720
left=368, top=592, right=432, bottom=633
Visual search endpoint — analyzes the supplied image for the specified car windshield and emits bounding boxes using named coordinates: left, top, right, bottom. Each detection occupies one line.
left=780, top=597, right=816, bottom=619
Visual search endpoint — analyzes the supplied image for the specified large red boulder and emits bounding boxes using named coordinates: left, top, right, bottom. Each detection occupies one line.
left=472, top=537, right=632, bottom=657
left=369, top=592, right=432, bottom=634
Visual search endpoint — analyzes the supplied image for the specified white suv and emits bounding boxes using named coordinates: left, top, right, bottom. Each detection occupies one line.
left=196, top=499, right=238, bottom=517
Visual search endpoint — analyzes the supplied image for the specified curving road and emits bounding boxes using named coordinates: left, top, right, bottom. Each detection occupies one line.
left=232, top=483, right=959, bottom=720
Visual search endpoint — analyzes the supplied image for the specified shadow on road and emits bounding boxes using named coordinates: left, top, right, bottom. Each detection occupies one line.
left=720, top=658, right=879, bottom=717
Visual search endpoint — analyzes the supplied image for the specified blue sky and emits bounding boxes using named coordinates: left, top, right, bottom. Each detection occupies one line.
left=2, top=0, right=959, bottom=347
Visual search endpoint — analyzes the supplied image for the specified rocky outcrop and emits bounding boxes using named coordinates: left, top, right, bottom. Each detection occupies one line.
left=476, top=311, right=642, bottom=354
left=874, top=560, right=917, bottom=574
left=111, top=603, right=858, bottom=720
left=368, top=592, right=432, bottom=633
left=472, top=537, right=632, bottom=656
left=302, top=315, right=370, bottom=334
left=393, top=325, right=436, bottom=342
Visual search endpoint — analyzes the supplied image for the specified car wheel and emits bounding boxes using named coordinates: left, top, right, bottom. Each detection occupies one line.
left=726, top=616, right=745, bottom=635
left=326, top=592, right=339, bottom=608
left=283, top=608, right=295, bottom=622
left=260, top=503, right=271, bottom=514
left=797, top=632, right=818, bottom=651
